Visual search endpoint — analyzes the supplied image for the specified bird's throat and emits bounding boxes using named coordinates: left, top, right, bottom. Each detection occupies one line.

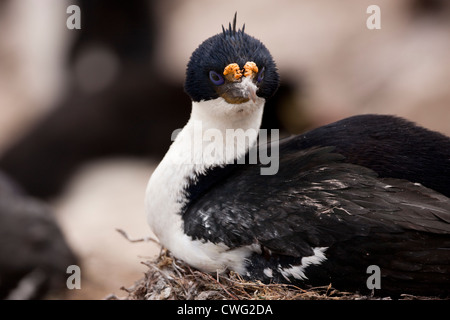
left=144, top=97, right=266, bottom=272
left=145, top=97, right=265, bottom=241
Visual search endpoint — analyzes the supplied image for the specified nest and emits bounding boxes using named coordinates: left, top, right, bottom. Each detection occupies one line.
left=113, top=248, right=379, bottom=300
left=110, top=230, right=441, bottom=300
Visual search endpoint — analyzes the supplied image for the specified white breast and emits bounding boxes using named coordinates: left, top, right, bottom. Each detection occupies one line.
left=145, top=96, right=265, bottom=273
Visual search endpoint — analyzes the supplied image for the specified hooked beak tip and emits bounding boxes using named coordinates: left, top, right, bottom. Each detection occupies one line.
left=247, top=86, right=257, bottom=103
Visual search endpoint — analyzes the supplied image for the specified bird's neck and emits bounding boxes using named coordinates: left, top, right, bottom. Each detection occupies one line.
left=188, top=97, right=265, bottom=164
left=145, top=97, right=265, bottom=245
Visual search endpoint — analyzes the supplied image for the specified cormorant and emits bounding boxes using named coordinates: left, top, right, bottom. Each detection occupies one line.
left=145, top=15, right=450, bottom=297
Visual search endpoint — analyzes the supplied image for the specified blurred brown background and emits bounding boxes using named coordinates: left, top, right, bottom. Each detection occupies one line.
left=0, top=0, right=449, bottom=299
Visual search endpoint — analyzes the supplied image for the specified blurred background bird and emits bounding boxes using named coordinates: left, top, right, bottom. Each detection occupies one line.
left=0, top=0, right=449, bottom=299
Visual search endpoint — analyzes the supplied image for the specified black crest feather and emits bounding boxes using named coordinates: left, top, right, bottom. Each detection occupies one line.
left=222, top=12, right=245, bottom=37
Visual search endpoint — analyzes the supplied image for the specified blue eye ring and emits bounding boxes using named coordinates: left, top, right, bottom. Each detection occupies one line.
left=209, top=71, right=225, bottom=85
left=257, top=67, right=265, bottom=83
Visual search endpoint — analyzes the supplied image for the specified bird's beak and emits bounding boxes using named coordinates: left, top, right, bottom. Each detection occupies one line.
left=219, top=77, right=258, bottom=104
left=219, top=62, right=259, bottom=104
left=242, top=62, right=258, bottom=103
left=246, top=82, right=257, bottom=103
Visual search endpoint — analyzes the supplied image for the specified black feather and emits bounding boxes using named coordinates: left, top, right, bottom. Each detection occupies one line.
left=222, top=13, right=241, bottom=37
left=185, top=14, right=279, bottom=102
left=293, top=114, right=450, bottom=197
left=181, top=115, right=450, bottom=296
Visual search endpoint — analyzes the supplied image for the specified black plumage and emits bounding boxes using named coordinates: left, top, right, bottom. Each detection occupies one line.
left=184, top=14, right=279, bottom=102
left=295, top=114, right=450, bottom=197
left=150, top=15, right=450, bottom=298
left=183, top=137, right=450, bottom=296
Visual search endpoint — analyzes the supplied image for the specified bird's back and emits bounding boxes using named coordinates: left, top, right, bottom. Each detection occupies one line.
left=294, top=114, right=450, bottom=197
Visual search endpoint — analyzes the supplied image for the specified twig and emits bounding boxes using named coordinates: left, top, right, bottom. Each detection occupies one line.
left=116, top=228, right=160, bottom=245
left=203, top=272, right=239, bottom=300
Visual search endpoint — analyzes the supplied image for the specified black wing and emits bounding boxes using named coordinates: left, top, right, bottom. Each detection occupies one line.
left=182, top=146, right=450, bottom=295
left=183, top=146, right=450, bottom=249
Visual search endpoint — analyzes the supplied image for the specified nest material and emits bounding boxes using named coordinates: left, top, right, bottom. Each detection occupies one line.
left=117, top=249, right=380, bottom=300
left=111, top=230, right=442, bottom=300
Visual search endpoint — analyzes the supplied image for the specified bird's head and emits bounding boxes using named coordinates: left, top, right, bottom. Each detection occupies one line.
left=184, top=14, right=279, bottom=108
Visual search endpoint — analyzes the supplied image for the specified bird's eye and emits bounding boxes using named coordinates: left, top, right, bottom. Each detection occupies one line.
left=209, top=71, right=225, bottom=85
left=257, top=67, right=265, bottom=83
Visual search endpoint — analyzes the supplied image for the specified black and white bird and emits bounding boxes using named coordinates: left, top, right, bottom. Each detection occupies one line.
left=145, top=15, right=450, bottom=297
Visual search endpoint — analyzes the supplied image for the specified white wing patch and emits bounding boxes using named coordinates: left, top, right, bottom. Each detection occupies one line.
left=278, top=247, right=328, bottom=281
left=263, top=268, right=274, bottom=278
